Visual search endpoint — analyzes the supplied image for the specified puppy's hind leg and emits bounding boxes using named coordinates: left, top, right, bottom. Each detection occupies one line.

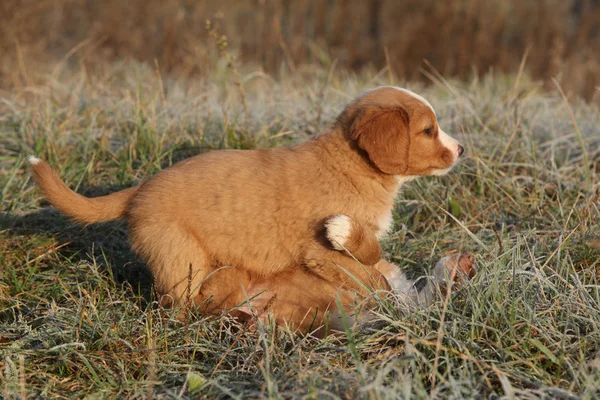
left=129, top=224, right=212, bottom=312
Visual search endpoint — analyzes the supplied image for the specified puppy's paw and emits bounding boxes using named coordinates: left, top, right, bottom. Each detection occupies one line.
left=323, top=214, right=383, bottom=265
left=325, top=214, right=352, bottom=250
left=433, top=253, right=476, bottom=286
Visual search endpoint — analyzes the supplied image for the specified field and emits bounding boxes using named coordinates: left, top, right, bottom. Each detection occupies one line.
left=0, top=55, right=599, bottom=398
left=3, top=0, right=600, bottom=100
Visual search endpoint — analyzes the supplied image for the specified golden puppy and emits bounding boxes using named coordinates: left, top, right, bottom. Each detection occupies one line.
left=28, top=86, right=465, bottom=329
left=237, top=216, right=476, bottom=335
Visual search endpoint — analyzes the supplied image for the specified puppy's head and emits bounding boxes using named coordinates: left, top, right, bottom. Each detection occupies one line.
left=339, top=86, right=464, bottom=176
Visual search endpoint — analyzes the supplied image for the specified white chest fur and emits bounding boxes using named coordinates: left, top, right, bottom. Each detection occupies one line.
left=376, top=209, right=394, bottom=239
left=376, top=176, right=416, bottom=239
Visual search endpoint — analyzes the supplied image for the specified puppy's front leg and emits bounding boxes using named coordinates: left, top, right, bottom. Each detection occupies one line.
left=324, top=214, right=382, bottom=265
left=375, top=253, right=476, bottom=309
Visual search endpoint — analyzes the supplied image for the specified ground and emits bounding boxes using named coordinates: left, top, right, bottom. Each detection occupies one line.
left=1, top=62, right=599, bottom=398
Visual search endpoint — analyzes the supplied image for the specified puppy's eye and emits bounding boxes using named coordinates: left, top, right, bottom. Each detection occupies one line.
left=424, top=128, right=433, bottom=135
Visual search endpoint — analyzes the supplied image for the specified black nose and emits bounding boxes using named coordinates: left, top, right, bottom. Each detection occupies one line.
left=458, top=145, right=465, bottom=157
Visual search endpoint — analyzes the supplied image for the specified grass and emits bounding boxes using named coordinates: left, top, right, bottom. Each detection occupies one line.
left=0, top=60, right=599, bottom=398
left=3, top=0, right=600, bottom=100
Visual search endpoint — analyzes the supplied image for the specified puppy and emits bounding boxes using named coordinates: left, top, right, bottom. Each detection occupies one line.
left=237, top=215, right=476, bottom=335
left=326, top=214, right=476, bottom=308
left=28, top=86, right=465, bottom=326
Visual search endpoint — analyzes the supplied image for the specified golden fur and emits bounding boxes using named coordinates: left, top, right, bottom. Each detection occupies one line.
left=235, top=216, right=475, bottom=335
left=28, top=86, right=465, bottom=334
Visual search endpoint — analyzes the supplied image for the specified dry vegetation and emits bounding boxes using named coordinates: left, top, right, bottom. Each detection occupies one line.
left=1, top=0, right=600, bottom=398
left=2, top=0, right=600, bottom=100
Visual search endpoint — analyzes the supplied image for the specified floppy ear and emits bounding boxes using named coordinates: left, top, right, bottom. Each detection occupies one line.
left=349, top=106, right=410, bottom=175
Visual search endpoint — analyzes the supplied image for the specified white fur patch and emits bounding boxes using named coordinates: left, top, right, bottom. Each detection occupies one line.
left=435, top=129, right=461, bottom=175
left=376, top=177, right=416, bottom=239
left=395, top=88, right=435, bottom=115
left=376, top=209, right=394, bottom=239
left=392, top=88, right=463, bottom=177
left=27, top=155, right=41, bottom=165
left=431, top=167, right=452, bottom=176
left=374, top=176, right=418, bottom=238
left=438, top=129, right=459, bottom=155
left=325, top=214, right=352, bottom=250
left=396, top=176, right=417, bottom=186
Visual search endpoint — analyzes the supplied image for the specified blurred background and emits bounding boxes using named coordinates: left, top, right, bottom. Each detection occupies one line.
left=1, top=0, right=599, bottom=100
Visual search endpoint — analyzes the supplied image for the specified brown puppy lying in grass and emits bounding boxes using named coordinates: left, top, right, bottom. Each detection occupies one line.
left=28, top=86, right=467, bottom=335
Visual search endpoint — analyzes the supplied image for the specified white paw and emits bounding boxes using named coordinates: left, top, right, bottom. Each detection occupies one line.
left=325, top=214, right=352, bottom=250
left=27, top=155, right=41, bottom=165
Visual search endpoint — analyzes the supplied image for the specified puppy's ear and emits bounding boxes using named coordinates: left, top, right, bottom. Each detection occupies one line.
left=349, top=106, right=410, bottom=175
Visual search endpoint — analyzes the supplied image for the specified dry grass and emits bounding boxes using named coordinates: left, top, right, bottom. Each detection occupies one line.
left=2, top=0, right=600, bottom=101
left=0, top=54, right=599, bottom=398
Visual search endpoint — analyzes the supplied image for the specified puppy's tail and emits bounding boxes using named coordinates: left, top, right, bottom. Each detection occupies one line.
left=27, top=156, right=139, bottom=224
